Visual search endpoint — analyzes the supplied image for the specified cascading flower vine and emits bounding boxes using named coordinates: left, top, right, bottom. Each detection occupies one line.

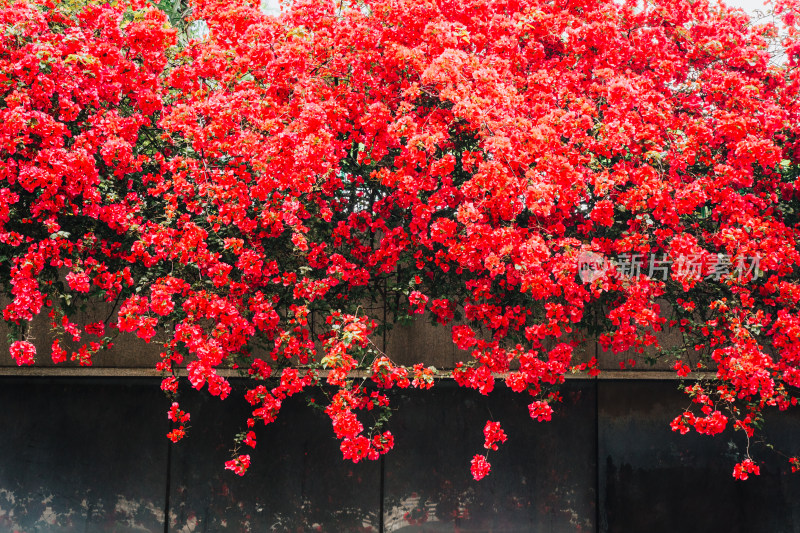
left=2, top=0, right=800, bottom=479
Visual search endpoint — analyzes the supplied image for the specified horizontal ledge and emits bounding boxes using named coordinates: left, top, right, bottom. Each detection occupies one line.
left=0, top=367, right=164, bottom=377
left=0, top=367, right=712, bottom=380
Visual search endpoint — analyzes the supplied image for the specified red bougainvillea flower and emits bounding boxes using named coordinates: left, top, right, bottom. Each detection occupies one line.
left=733, top=459, right=761, bottom=481
left=529, top=401, right=554, bottom=422
left=3, top=0, right=800, bottom=479
left=483, top=421, right=508, bottom=451
left=225, top=455, right=251, bottom=476
left=9, top=341, right=35, bottom=366
left=470, top=455, right=492, bottom=481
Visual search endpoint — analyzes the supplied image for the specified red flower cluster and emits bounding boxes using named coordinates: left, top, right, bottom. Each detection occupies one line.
left=528, top=401, right=554, bottom=423
left=470, top=455, right=492, bottom=481
left=9, top=341, right=35, bottom=366
left=483, top=421, right=508, bottom=451
left=733, top=459, right=761, bottom=481
left=166, top=402, right=191, bottom=443
left=3, top=0, right=800, bottom=479
left=224, top=454, right=251, bottom=476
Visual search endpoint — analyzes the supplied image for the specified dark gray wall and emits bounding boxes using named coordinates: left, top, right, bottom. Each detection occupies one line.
left=0, top=378, right=798, bottom=532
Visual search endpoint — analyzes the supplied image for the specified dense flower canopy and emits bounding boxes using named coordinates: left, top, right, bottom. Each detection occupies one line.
left=3, top=0, right=800, bottom=478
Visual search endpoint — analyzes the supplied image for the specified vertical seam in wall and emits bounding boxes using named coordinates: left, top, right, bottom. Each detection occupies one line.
left=379, top=453, right=386, bottom=533
left=380, top=285, right=387, bottom=533
left=163, top=440, right=172, bottom=533
left=383, top=278, right=388, bottom=352
left=594, top=341, right=600, bottom=533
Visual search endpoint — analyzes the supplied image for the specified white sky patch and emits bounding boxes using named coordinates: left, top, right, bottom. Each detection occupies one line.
left=724, top=0, right=770, bottom=15
left=263, top=0, right=280, bottom=15
left=262, top=0, right=779, bottom=21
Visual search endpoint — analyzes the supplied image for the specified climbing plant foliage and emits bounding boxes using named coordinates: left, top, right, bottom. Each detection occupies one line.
left=3, top=0, right=800, bottom=480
